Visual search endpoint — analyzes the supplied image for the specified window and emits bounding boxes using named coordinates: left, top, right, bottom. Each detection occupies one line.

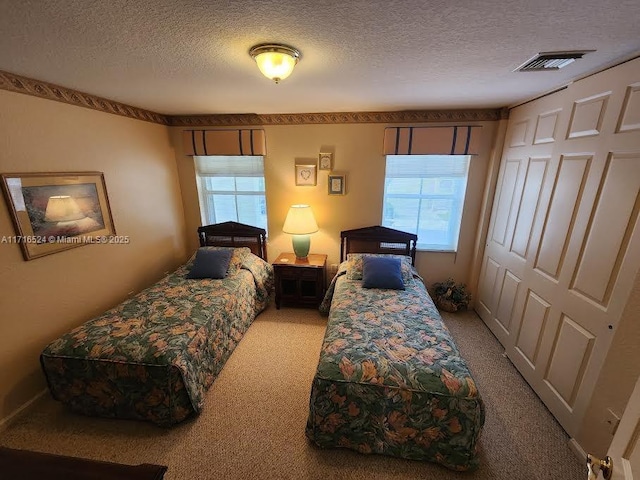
left=194, top=156, right=267, bottom=231
left=382, top=155, right=470, bottom=251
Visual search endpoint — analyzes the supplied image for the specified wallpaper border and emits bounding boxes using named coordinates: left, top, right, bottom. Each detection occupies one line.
left=0, top=70, right=508, bottom=126
left=0, top=70, right=170, bottom=125
left=169, top=109, right=507, bottom=126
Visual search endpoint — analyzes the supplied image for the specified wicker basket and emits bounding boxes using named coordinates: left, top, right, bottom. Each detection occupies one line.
left=431, top=279, right=470, bottom=313
left=434, top=297, right=461, bottom=313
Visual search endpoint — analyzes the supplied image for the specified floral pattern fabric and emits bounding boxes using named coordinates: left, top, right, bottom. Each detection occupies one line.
left=41, top=250, right=274, bottom=426
left=308, top=266, right=484, bottom=470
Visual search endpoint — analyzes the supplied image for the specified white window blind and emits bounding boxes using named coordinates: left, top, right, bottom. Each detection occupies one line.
left=194, top=156, right=267, bottom=231
left=382, top=155, right=470, bottom=251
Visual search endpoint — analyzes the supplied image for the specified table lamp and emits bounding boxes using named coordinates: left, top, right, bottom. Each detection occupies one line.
left=282, top=204, right=318, bottom=259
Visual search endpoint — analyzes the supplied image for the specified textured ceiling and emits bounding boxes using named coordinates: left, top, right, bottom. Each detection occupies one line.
left=0, top=0, right=639, bottom=115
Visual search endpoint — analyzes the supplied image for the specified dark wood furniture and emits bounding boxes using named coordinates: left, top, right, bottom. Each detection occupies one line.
left=0, top=446, right=167, bottom=480
left=340, top=225, right=417, bottom=264
left=273, top=253, right=327, bottom=309
left=197, top=221, right=267, bottom=259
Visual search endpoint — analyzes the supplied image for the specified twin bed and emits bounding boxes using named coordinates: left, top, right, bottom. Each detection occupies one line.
left=305, top=226, right=485, bottom=471
left=40, top=222, right=273, bottom=426
left=40, top=223, right=483, bottom=470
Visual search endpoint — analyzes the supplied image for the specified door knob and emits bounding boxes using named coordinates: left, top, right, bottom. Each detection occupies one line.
left=586, top=453, right=612, bottom=480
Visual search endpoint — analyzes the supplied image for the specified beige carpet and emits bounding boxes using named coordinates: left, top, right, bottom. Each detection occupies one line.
left=1, top=305, right=584, bottom=480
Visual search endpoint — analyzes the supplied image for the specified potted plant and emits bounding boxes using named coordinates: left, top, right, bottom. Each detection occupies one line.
left=431, top=278, right=471, bottom=313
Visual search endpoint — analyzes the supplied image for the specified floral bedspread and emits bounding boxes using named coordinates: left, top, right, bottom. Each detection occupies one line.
left=307, top=264, right=484, bottom=470
left=41, top=250, right=273, bottom=426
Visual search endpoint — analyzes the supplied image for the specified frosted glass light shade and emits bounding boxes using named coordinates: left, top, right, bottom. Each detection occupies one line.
left=249, top=44, right=300, bottom=84
left=44, top=195, right=84, bottom=222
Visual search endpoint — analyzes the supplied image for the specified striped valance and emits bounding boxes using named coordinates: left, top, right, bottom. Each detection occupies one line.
left=383, top=126, right=481, bottom=155
left=183, top=129, right=266, bottom=156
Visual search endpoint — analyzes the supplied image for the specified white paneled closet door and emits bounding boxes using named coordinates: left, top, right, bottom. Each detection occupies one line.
left=476, top=59, right=640, bottom=437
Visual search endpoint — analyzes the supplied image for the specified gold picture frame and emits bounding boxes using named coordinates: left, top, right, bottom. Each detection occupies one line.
left=328, top=174, right=346, bottom=195
left=295, top=164, right=317, bottom=186
left=0, top=172, right=116, bottom=260
left=318, top=152, right=333, bottom=171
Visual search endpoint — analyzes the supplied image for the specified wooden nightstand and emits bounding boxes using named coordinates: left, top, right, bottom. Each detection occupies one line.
left=273, top=253, right=327, bottom=309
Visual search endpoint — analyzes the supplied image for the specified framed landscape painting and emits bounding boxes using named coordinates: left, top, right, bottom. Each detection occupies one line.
left=0, top=172, right=115, bottom=260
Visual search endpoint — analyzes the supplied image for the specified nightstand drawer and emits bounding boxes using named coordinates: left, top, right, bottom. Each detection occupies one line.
left=278, top=266, right=318, bottom=279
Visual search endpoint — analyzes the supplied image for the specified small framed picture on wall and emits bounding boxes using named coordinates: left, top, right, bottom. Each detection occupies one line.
left=295, top=164, right=317, bottom=186
left=328, top=174, right=346, bottom=195
left=318, top=152, right=333, bottom=171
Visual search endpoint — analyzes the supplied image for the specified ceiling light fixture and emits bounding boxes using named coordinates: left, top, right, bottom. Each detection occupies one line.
left=249, top=43, right=301, bottom=84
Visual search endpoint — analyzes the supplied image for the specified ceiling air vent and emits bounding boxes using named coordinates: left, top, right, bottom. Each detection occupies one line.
left=515, top=50, right=595, bottom=72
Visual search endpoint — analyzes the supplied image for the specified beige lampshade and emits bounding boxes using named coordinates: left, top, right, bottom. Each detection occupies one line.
left=44, top=195, right=85, bottom=222
left=282, top=204, right=318, bottom=235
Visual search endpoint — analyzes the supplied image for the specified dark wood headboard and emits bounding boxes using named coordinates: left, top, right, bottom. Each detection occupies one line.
left=197, top=221, right=267, bottom=260
left=340, top=225, right=418, bottom=265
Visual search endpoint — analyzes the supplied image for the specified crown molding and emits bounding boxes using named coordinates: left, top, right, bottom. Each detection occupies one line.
left=0, top=69, right=508, bottom=126
left=0, top=70, right=170, bottom=125
left=169, top=109, right=504, bottom=126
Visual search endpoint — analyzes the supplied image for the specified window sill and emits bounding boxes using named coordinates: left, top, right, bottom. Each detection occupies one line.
left=416, top=249, right=457, bottom=253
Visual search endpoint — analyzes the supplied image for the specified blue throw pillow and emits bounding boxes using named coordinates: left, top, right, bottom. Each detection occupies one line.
left=187, top=248, right=233, bottom=279
left=362, top=256, right=405, bottom=290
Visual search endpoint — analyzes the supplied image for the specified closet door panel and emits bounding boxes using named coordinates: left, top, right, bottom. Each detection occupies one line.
left=476, top=59, right=640, bottom=437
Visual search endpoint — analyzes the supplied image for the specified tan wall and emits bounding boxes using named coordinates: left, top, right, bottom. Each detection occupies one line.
left=172, top=121, right=497, bottom=288
left=0, top=90, right=187, bottom=424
